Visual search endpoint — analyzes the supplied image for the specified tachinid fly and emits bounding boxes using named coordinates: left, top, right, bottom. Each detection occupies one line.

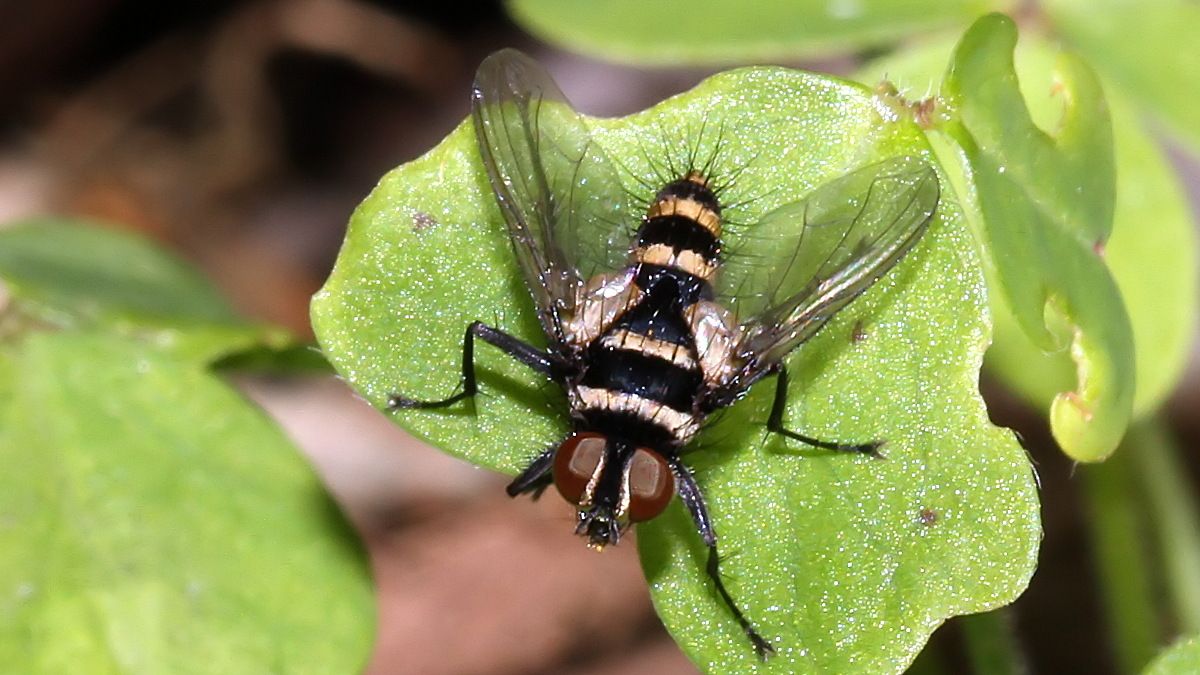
left=389, top=49, right=940, bottom=658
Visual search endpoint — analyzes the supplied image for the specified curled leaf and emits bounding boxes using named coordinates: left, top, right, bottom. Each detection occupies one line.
left=940, top=14, right=1133, bottom=461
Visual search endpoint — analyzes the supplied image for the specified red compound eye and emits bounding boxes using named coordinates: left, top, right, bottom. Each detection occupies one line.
left=553, top=432, right=607, bottom=506
left=626, top=448, right=675, bottom=522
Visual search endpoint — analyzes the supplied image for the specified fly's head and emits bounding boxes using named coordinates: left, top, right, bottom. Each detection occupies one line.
left=552, top=431, right=676, bottom=550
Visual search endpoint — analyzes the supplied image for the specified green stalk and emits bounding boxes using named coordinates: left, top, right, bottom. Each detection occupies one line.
left=959, top=609, right=1027, bottom=675
left=1081, top=448, right=1160, bottom=673
left=1128, top=418, right=1200, bottom=635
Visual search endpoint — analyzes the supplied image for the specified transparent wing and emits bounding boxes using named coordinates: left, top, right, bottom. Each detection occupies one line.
left=472, top=49, right=634, bottom=346
left=718, top=155, right=940, bottom=386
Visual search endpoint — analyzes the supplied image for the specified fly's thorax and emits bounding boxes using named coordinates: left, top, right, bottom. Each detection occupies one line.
left=567, top=272, right=714, bottom=448
left=552, top=431, right=675, bottom=548
left=564, top=299, right=743, bottom=439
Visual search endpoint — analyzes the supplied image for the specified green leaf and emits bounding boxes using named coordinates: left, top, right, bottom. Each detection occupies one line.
left=958, top=610, right=1026, bottom=675
left=862, top=17, right=1196, bottom=456
left=1129, top=421, right=1200, bottom=637
left=0, top=218, right=315, bottom=368
left=1081, top=451, right=1160, bottom=674
left=506, top=0, right=1012, bottom=65
left=0, top=219, right=239, bottom=328
left=312, top=65, right=1039, bottom=673
left=0, top=332, right=374, bottom=673
left=1044, top=0, right=1200, bottom=155
left=209, top=341, right=334, bottom=374
left=1145, top=636, right=1200, bottom=675
left=938, top=14, right=1133, bottom=461
left=982, top=50, right=1198, bottom=424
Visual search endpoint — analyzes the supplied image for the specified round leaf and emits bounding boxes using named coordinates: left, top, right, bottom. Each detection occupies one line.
left=312, top=66, right=1039, bottom=673
left=0, top=218, right=305, bottom=366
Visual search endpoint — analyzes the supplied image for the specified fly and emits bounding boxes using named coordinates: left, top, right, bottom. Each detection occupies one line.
left=389, top=49, right=940, bottom=659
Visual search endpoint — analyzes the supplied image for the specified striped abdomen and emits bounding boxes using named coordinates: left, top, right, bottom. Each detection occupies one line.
left=571, top=172, right=726, bottom=447
left=630, top=171, right=723, bottom=286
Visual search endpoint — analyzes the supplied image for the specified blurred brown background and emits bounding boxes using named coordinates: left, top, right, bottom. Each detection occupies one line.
left=1, top=2, right=1197, bottom=674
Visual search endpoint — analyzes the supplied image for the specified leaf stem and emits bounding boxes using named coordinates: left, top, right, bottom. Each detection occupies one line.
left=1081, top=442, right=1160, bottom=673
left=1128, top=418, right=1200, bottom=636
left=958, top=609, right=1027, bottom=675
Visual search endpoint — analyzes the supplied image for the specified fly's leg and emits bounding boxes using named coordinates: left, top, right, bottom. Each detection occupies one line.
left=766, top=365, right=884, bottom=457
left=668, top=456, right=775, bottom=660
left=505, top=447, right=555, bottom=499
left=388, top=321, right=561, bottom=410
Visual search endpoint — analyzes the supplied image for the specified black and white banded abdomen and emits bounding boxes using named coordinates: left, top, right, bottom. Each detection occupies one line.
left=562, top=172, right=743, bottom=447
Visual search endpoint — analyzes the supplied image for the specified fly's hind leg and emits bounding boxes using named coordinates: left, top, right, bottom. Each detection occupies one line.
left=668, top=455, right=775, bottom=660
left=766, top=365, right=884, bottom=458
left=388, top=321, right=560, bottom=410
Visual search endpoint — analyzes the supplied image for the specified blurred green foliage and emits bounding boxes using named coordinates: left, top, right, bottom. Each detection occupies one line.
left=0, top=221, right=374, bottom=673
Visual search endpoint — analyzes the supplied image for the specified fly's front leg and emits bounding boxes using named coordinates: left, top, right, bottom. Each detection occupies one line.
left=766, top=365, right=884, bottom=457
left=505, top=446, right=555, bottom=499
left=388, top=321, right=561, bottom=410
left=668, top=456, right=775, bottom=660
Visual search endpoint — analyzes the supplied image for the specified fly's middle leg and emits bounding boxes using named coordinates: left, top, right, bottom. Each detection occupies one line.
left=388, top=321, right=561, bottom=410
left=765, top=365, right=884, bottom=457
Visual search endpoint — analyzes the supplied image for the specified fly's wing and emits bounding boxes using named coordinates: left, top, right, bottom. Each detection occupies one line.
left=472, top=49, right=634, bottom=347
left=718, top=155, right=940, bottom=388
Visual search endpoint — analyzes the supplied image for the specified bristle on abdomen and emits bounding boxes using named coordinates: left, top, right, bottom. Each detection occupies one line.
left=630, top=172, right=723, bottom=281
